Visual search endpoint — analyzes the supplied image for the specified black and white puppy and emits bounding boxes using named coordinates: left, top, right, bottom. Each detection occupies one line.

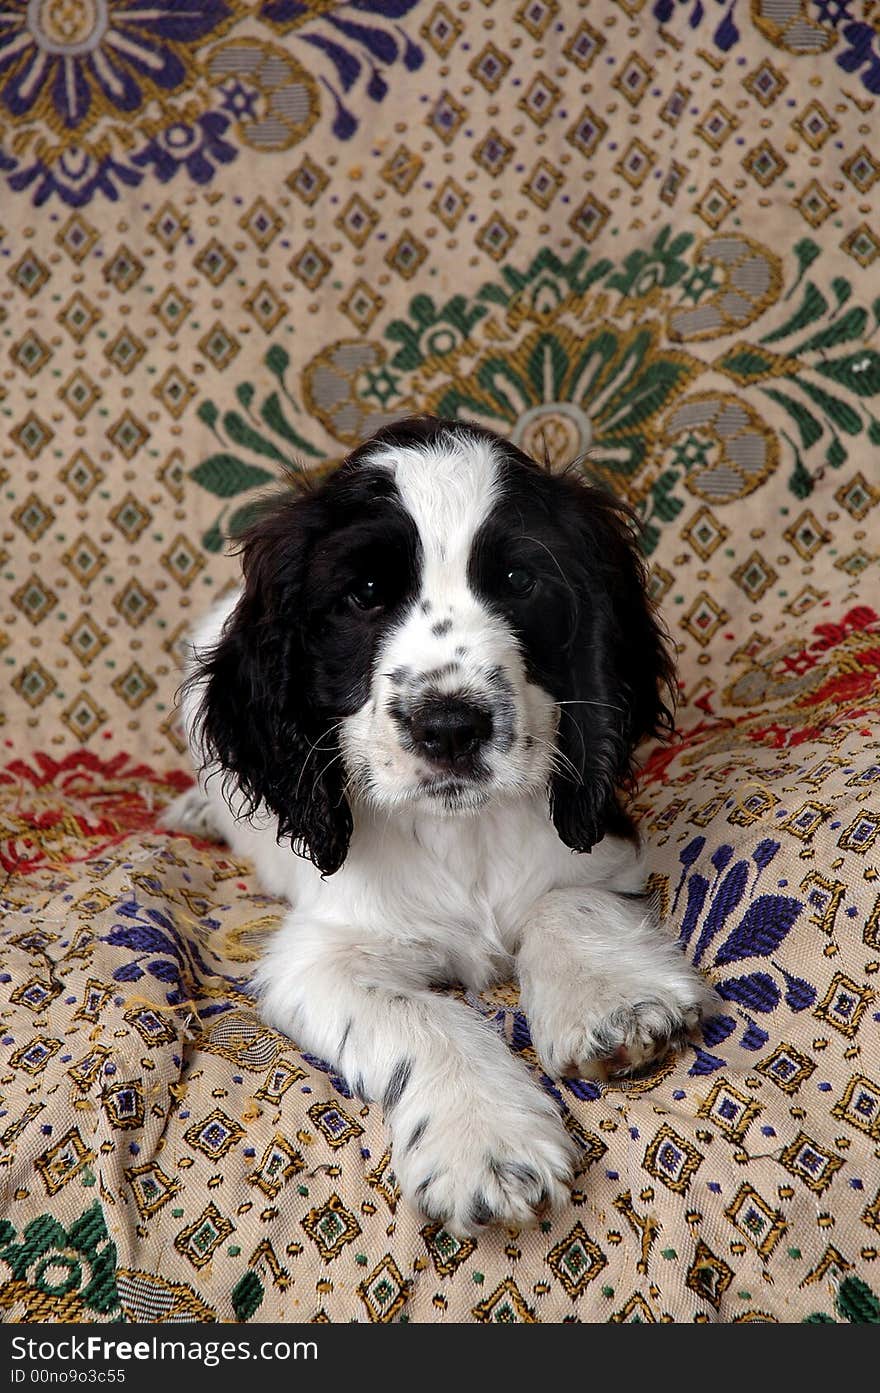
left=168, top=415, right=713, bottom=1235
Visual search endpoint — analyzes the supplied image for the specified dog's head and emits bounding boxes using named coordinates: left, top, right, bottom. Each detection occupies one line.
left=194, top=416, right=674, bottom=874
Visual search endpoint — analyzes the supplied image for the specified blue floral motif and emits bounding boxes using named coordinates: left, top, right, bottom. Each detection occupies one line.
left=0, top=0, right=425, bottom=205
left=672, top=835, right=706, bottom=913
left=776, top=964, right=817, bottom=1011
left=297, top=1052, right=358, bottom=1100
left=277, top=0, right=424, bottom=141
left=101, top=896, right=248, bottom=1019
left=739, top=1021, right=770, bottom=1051
left=0, top=1, right=232, bottom=128
left=714, top=893, right=803, bottom=965
left=834, top=21, right=880, bottom=94
left=131, top=111, right=237, bottom=186
left=219, top=78, right=261, bottom=123
left=652, top=0, right=740, bottom=51
left=680, top=874, right=710, bottom=949
left=811, top=0, right=855, bottom=21
left=653, top=0, right=880, bottom=96
left=716, top=971, right=780, bottom=1012
left=701, top=1014, right=736, bottom=1046
left=260, top=0, right=421, bottom=28
left=692, top=859, right=749, bottom=967
left=672, top=835, right=812, bottom=1069
left=688, top=1046, right=728, bottom=1075
left=7, top=141, right=141, bottom=206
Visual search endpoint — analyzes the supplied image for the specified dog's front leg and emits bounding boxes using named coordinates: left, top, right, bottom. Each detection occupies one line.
left=517, top=887, right=716, bottom=1080
left=255, top=914, right=575, bottom=1235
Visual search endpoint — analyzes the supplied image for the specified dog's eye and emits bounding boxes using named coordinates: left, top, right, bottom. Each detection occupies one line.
left=504, top=566, right=536, bottom=597
left=347, top=576, right=384, bottom=612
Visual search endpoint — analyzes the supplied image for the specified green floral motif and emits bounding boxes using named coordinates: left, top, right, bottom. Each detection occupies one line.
left=0, top=1202, right=119, bottom=1319
left=473, top=246, right=615, bottom=324
left=189, top=230, right=880, bottom=557
left=193, top=344, right=326, bottom=552
left=711, top=252, right=880, bottom=498
left=605, top=227, right=695, bottom=299
left=231, top=1269, right=264, bottom=1321
left=385, top=293, right=490, bottom=373
left=428, top=319, right=699, bottom=493
left=803, top=1275, right=880, bottom=1324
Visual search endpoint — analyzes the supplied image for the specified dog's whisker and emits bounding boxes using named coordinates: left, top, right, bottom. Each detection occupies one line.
left=526, top=732, right=582, bottom=785
left=310, top=749, right=346, bottom=798
left=554, top=698, right=627, bottom=715
left=292, top=720, right=346, bottom=803
left=557, top=705, right=588, bottom=770
left=517, top=532, right=579, bottom=610
left=526, top=727, right=583, bottom=781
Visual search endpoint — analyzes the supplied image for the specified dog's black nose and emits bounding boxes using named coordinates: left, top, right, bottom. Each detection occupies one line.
left=408, top=699, right=493, bottom=768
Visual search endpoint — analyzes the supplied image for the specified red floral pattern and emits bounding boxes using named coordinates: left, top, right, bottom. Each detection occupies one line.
left=0, top=750, right=191, bottom=873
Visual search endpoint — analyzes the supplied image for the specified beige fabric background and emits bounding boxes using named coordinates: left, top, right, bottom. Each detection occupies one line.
left=1, top=0, right=879, bottom=1322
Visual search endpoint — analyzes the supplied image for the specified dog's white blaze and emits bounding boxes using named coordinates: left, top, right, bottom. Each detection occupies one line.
left=371, top=433, right=500, bottom=574
left=372, top=434, right=506, bottom=683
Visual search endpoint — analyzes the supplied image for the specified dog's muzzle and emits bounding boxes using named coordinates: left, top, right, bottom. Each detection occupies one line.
left=400, top=696, right=494, bottom=774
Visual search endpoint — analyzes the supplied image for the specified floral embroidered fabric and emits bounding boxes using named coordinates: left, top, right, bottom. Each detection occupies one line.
left=1, top=0, right=879, bottom=1323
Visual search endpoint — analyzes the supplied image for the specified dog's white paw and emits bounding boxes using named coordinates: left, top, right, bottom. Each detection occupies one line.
left=530, top=971, right=714, bottom=1082
left=160, top=787, right=225, bottom=843
left=390, top=1081, right=575, bottom=1236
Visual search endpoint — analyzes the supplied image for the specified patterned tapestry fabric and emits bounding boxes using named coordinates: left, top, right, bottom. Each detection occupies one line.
left=1, top=0, right=879, bottom=1324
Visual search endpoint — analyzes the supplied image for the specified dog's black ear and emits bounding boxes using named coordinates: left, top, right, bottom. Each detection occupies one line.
left=192, top=490, right=352, bottom=876
left=549, top=480, right=675, bottom=853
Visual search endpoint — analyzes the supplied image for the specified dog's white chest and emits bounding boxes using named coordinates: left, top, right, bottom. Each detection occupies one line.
left=315, top=800, right=583, bottom=988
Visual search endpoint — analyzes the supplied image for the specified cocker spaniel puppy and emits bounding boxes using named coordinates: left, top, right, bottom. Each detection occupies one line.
left=167, top=415, right=713, bottom=1235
